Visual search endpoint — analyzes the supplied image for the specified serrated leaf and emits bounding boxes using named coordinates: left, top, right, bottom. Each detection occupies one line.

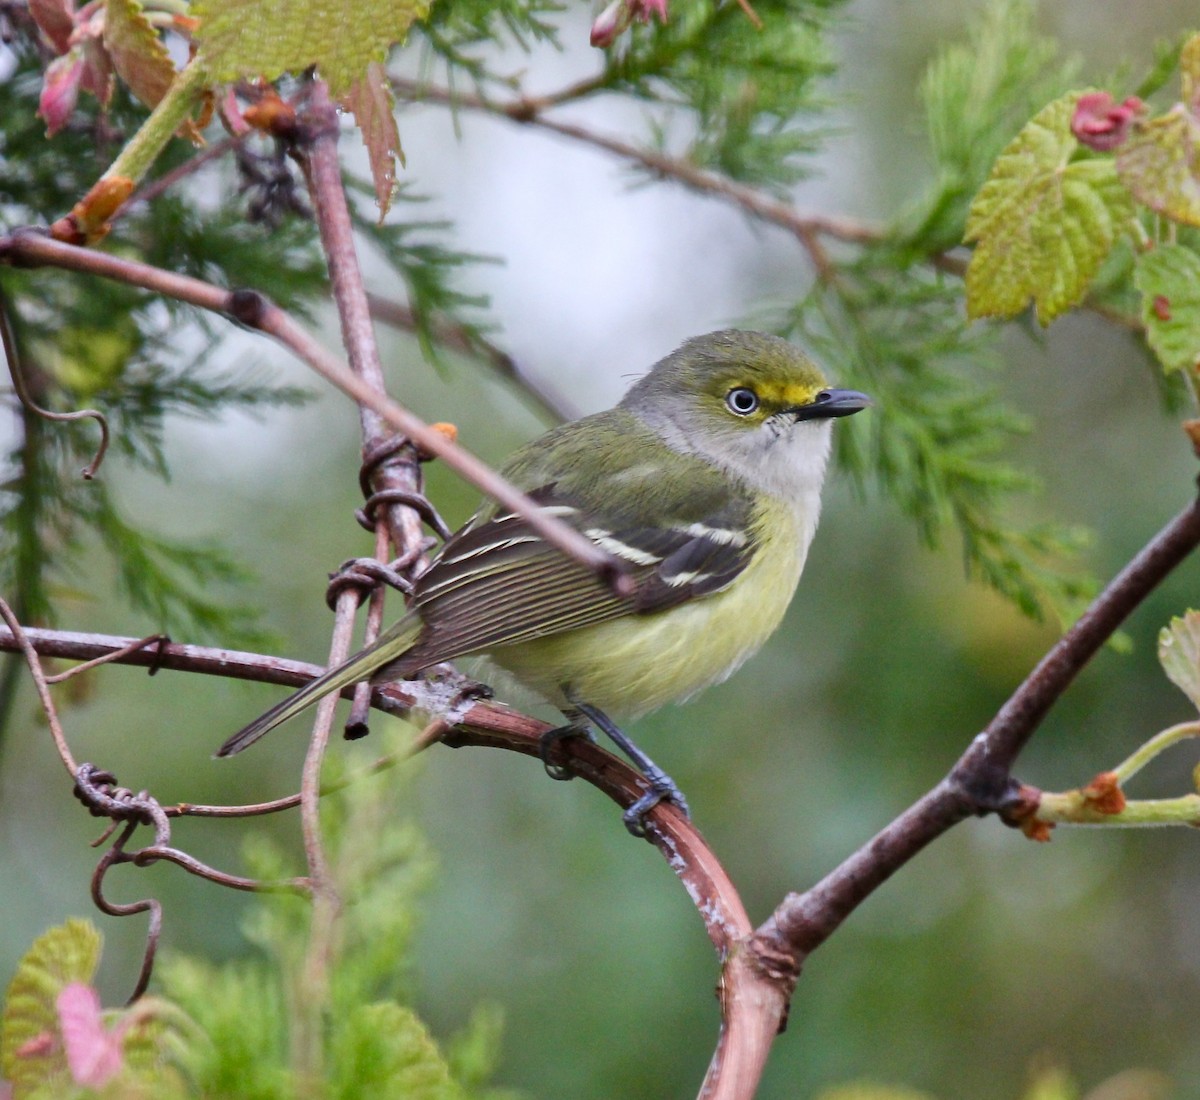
left=965, top=92, right=1134, bottom=325
left=104, top=0, right=176, bottom=109
left=194, top=0, right=432, bottom=97
left=1, top=920, right=101, bottom=1093
left=1159, top=610, right=1200, bottom=711
left=1117, top=106, right=1200, bottom=225
left=104, top=0, right=205, bottom=144
left=1134, top=244, right=1200, bottom=372
left=342, top=61, right=402, bottom=220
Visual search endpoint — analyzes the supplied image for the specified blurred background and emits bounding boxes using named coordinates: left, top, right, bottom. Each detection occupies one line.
left=4, top=0, right=1200, bottom=1096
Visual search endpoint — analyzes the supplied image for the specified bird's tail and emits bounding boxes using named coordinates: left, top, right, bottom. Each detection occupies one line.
left=216, top=612, right=424, bottom=757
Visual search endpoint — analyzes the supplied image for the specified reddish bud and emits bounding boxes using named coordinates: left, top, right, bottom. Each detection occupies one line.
left=243, top=89, right=298, bottom=137
left=1153, top=294, right=1172, bottom=321
left=1071, top=91, right=1143, bottom=152
left=1082, top=771, right=1126, bottom=815
left=38, top=52, right=84, bottom=135
left=590, top=0, right=628, bottom=47
left=1020, top=818, right=1054, bottom=842
left=590, top=0, right=667, bottom=47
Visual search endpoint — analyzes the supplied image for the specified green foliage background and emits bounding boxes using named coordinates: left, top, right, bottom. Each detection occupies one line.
left=4, top=0, right=1200, bottom=1097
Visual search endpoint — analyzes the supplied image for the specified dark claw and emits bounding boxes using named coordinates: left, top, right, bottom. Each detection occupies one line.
left=621, top=776, right=691, bottom=839
left=538, top=724, right=593, bottom=782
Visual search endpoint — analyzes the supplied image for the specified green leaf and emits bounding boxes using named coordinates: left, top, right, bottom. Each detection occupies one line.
left=1159, top=610, right=1200, bottom=711
left=330, top=1002, right=463, bottom=1100
left=1117, top=106, right=1200, bottom=226
left=1, top=920, right=101, bottom=1094
left=1134, top=243, right=1200, bottom=372
left=194, top=0, right=433, bottom=96
left=964, top=92, right=1135, bottom=324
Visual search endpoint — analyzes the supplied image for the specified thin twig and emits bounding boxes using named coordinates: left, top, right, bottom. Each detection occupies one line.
left=391, top=76, right=1148, bottom=335
left=775, top=493, right=1200, bottom=959
left=122, top=135, right=243, bottom=214
left=0, top=228, right=627, bottom=591
left=0, top=597, right=78, bottom=775
left=390, top=77, right=882, bottom=278
left=0, top=286, right=110, bottom=479
left=0, top=617, right=745, bottom=948
left=44, top=633, right=169, bottom=683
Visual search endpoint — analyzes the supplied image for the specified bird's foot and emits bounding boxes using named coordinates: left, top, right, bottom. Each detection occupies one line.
left=622, top=765, right=691, bottom=839
left=538, top=723, right=595, bottom=781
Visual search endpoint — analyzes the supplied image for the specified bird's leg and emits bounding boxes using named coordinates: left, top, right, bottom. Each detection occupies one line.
left=571, top=701, right=691, bottom=838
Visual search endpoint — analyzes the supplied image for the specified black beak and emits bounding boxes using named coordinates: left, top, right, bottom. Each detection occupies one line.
left=791, top=388, right=871, bottom=422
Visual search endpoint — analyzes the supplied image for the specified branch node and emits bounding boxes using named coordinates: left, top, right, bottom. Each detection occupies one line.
left=227, top=286, right=270, bottom=328
left=947, top=746, right=1024, bottom=816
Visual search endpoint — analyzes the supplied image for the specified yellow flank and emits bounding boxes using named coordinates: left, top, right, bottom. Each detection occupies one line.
left=488, top=493, right=813, bottom=718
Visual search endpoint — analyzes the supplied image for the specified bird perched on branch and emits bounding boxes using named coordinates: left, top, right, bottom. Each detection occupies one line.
left=218, top=330, right=869, bottom=835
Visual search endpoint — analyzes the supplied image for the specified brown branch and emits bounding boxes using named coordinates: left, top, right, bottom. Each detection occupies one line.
left=0, top=618, right=748, bottom=959
left=0, top=228, right=627, bottom=592
left=695, top=490, right=1200, bottom=1097
left=391, top=78, right=1149, bottom=336
left=390, top=77, right=883, bottom=279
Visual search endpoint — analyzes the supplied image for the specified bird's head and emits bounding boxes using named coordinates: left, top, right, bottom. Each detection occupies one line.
left=621, top=330, right=869, bottom=495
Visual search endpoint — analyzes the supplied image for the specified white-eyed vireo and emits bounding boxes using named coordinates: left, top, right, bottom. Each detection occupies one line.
left=218, top=330, right=869, bottom=833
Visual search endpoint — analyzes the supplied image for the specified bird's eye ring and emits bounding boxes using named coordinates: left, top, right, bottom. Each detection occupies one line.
left=725, top=387, right=759, bottom=416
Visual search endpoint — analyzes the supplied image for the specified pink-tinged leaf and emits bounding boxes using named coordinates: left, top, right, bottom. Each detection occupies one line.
left=78, top=26, right=115, bottom=104
left=0, top=921, right=101, bottom=1094
left=103, top=0, right=176, bottom=110
left=1117, top=106, right=1200, bottom=226
left=29, top=0, right=75, bottom=53
left=39, top=52, right=85, bottom=135
left=343, top=61, right=402, bottom=220
left=1071, top=91, right=1143, bottom=152
left=57, top=983, right=124, bottom=1089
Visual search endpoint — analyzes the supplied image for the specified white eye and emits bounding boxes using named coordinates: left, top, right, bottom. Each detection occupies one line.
left=725, top=387, right=759, bottom=416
